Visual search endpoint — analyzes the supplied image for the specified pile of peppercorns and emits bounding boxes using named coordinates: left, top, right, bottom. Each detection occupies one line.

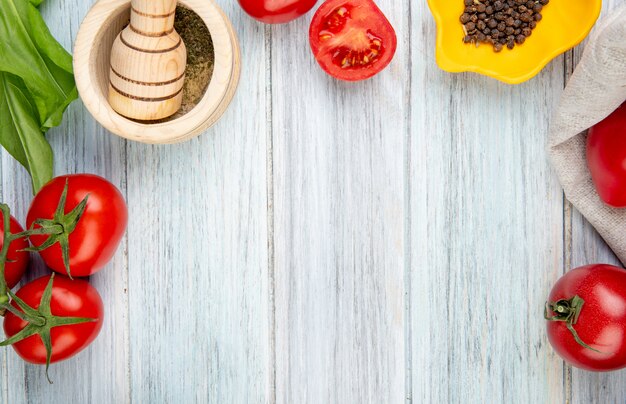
left=460, top=0, right=550, bottom=52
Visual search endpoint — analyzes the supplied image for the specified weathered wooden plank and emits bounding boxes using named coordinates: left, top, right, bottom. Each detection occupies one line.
left=565, top=1, right=626, bottom=402
left=2, top=0, right=620, bottom=403
left=271, top=1, right=408, bottom=402
left=124, top=1, right=270, bottom=402
left=0, top=1, right=130, bottom=403
left=409, top=1, right=566, bottom=402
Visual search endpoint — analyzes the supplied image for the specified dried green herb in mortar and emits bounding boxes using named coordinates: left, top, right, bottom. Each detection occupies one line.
left=172, top=6, right=214, bottom=118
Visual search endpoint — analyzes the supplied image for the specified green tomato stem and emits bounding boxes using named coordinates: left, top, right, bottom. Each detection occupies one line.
left=0, top=204, right=14, bottom=304
left=1, top=302, right=42, bottom=325
left=0, top=203, right=65, bottom=315
left=544, top=295, right=605, bottom=354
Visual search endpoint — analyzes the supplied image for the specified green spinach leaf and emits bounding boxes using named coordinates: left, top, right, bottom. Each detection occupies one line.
left=0, top=0, right=77, bottom=192
left=0, top=73, right=53, bottom=192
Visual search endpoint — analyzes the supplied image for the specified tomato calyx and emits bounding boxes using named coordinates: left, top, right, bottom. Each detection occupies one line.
left=25, top=179, right=88, bottom=279
left=0, top=274, right=96, bottom=383
left=0, top=204, right=38, bottom=307
left=544, top=295, right=603, bottom=353
left=0, top=204, right=95, bottom=382
left=0, top=205, right=61, bottom=308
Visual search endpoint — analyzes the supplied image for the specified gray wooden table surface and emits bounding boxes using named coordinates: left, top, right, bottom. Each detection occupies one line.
left=1, top=0, right=624, bottom=402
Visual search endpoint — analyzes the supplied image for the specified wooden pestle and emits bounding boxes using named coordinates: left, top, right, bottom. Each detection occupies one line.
left=108, top=0, right=187, bottom=121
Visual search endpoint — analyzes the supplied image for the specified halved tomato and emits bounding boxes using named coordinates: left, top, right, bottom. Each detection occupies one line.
left=309, top=0, right=397, bottom=81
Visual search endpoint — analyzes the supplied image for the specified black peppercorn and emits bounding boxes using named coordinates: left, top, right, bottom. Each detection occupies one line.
left=459, top=0, right=548, bottom=52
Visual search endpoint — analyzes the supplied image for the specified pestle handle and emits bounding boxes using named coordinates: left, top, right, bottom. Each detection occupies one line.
left=130, top=0, right=178, bottom=37
left=108, top=0, right=187, bottom=121
left=131, top=0, right=177, bottom=15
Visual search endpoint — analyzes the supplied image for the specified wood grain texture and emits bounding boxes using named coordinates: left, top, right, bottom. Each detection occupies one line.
left=410, top=1, right=567, bottom=402
left=1, top=1, right=129, bottom=402
left=271, top=0, right=408, bottom=402
left=0, top=0, right=268, bottom=403
left=123, top=0, right=270, bottom=402
left=565, top=0, right=626, bottom=402
left=0, top=0, right=622, bottom=402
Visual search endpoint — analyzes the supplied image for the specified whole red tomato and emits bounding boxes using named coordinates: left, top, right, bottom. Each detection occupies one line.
left=545, top=264, right=626, bottom=371
left=0, top=214, right=29, bottom=289
left=27, top=174, right=127, bottom=277
left=587, top=102, right=626, bottom=207
left=238, top=0, right=318, bottom=24
left=309, top=0, right=397, bottom=81
left=3, top=275, right=104, bottom=365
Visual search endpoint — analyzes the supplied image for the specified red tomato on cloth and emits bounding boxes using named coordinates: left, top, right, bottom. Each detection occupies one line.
left=27, top=174, right=127, bottom=277
left=545, top=264, right=626, bottom=371
left=309, top=0, right=397, bottom=81
left=587, top=102, right=626, bottom=207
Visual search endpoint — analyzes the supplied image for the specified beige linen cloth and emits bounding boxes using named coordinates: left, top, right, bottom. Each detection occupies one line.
left=549, top=5, right=626, bottom=265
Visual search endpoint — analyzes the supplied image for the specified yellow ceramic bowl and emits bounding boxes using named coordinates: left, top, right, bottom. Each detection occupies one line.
left=427, top=0, right=602, bottom=84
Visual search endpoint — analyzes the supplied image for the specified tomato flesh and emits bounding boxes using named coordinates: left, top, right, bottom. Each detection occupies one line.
left=310, top=0, right=396, bottom=81
left=586, top=102, right=626, bottom=208
left=3, top=275, right=104, bottom=364
left=238, top=0, right=318, bottom=24
left=546, top=264, right=626, bottom=371
left=27, top=174, right=128, bottom=277
left=0, top=215, right=29, bottom=289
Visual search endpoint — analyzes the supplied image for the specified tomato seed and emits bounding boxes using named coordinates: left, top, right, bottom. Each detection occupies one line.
left=319, top=33, right=333, bottom=41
